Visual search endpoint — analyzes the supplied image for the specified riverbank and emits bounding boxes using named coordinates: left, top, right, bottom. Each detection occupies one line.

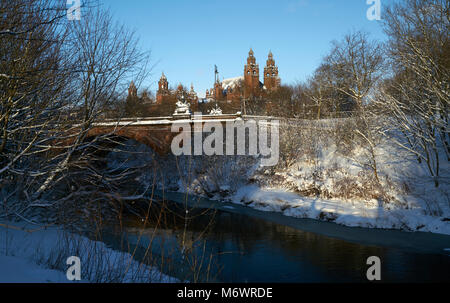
left=197, top=185, right=450, bottom=236
left=167, top=145, right=450, bottom=236
left=2, top=198, right=449, bottom=283
left=230, top=185, right=450, bottom=235
left=0, top=221, right=177, bottom=283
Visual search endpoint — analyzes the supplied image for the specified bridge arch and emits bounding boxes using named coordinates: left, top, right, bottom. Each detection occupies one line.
left=85, top=124, right=176, bottom=156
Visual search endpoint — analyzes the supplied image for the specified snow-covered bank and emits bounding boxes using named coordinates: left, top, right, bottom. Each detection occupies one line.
left=0, top=255, right=69, bottom=283
left=0, top=222, right=177, bottom=283
left=226, top=127, right=449, bottom=235
left=231, top=185, right=450, bottom=235
left=106, top=131, right=450, bottom=236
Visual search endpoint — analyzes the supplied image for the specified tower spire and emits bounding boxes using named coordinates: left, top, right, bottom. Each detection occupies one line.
left=128, top=81, right=137, bottom=98
left=244, top=49, right=260, bottom=98
left=214, top=65, right=219, bottom=83
left=157, top=72, right=169, bottom=104
left=264, top=51, right=279, bottom=91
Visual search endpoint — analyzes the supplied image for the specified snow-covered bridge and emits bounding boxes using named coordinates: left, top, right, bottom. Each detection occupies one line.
left=82, top=113, right=278, bottom=155
left=62, top=113, right=342, bottom=156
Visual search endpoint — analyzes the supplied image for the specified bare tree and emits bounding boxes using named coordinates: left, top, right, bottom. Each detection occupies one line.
left=320, top=31, right=385, bottom=184
left=323, top=31, right=385, bottom=109
left=305, top=66, right=341, bottom=119
left=0, top=0, right=78, bottom=221
left=0, top=1, right=152, bottom=224
left=265, top=85, right=299, bottom=118
left=378, top=0, right=449, bottom=187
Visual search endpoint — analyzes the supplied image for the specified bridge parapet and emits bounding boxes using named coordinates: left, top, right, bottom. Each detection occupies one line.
left=93, top=112, right=244, bottom=127
left=80, top=113, right=246, bottom=155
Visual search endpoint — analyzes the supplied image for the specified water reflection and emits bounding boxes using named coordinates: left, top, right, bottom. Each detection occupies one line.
left=100, top=201, right=450, bottom=283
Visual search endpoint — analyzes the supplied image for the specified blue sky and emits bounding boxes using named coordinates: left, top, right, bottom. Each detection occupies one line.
left=99, top=0, right=386, bottom=97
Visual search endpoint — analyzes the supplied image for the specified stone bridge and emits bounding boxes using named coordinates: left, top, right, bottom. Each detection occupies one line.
left=83, top=113, right=269, bottom=155
left=72, top=113, right=338, bottom=156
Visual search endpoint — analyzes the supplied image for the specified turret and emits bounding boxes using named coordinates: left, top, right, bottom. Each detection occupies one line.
left=156, top=72, right=169, bottom=104
left=264, top=51, right=280, bottom=91
left=128, top=81, right=137, bottom=98
left=244, top=48, right=260, bottom=98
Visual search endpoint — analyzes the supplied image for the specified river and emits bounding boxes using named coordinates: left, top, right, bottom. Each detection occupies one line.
left=97, top=191, right=450, bottom=283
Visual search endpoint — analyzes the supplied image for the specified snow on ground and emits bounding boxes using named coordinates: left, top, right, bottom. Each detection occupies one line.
left=0, top=221, right=177, bottom=283
left=0, top=255, right=69, bottom=283
left=226, top=127, right=449, bottom=235
left=231, top=183, right=449, bottom=235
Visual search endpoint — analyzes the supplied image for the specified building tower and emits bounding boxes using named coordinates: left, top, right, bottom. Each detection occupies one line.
left=156, top=72, right=169, bottom=104
left=176, top=83, right=184, bottom=99
left=189, top=83, right=198, bottom=102
left=128, top=81, right=137, bottom=98
left=264, top=51, right=280, bottom=91
left=213, top=65, right=223, bottom=100
left=244, top=48, right=260, bottom=98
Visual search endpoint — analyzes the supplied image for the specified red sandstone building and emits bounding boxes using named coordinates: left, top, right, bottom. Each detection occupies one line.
left=156, top=49, right=280, bottom=103
left=128, top=49, right=281, bottom=115
left=155, top=72, right=198, bottom=105
left=205, top=49, right=280, bottom=103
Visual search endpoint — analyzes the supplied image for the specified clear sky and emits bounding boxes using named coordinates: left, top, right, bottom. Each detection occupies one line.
left=99, top=0, right=386, bottom=97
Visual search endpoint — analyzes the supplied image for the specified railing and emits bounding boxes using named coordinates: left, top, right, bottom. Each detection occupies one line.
left=92, top=111, right=358, bottom=126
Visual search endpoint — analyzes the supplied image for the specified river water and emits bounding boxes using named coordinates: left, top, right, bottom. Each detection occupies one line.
left=98, top=192, right=450, bottom=283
